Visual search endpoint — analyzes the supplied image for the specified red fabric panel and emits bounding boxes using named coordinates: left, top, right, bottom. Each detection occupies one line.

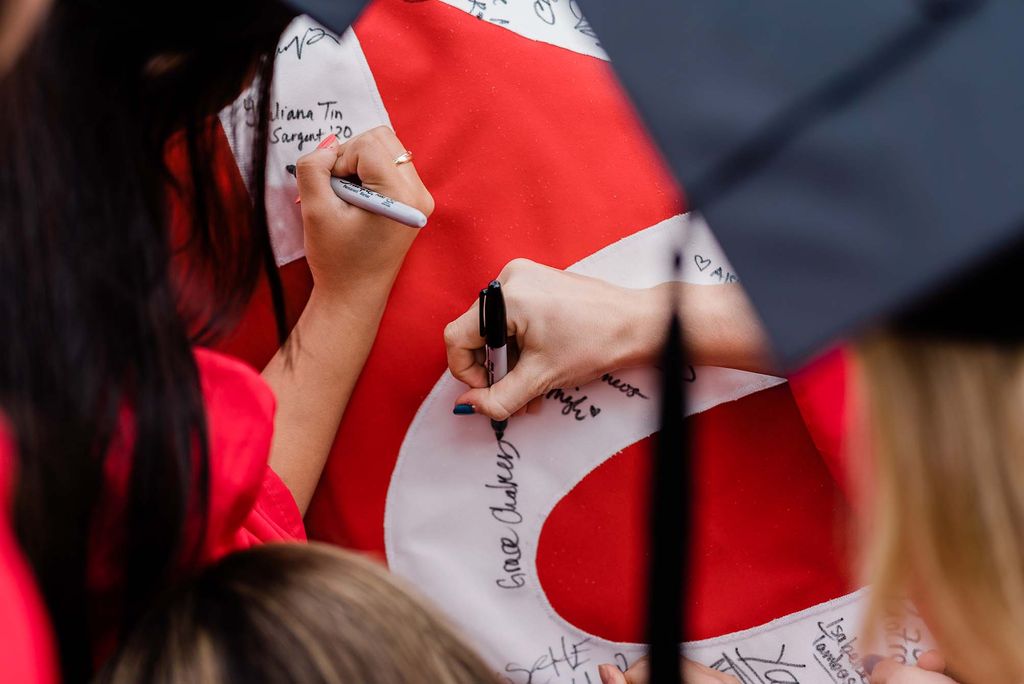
left=212, top=0, right=853, bottom=642
left=307, top=0, right=682, bottom=554
left=538, top=385, right=853, bottom=642
left=788, top=348, right=851, bottom=500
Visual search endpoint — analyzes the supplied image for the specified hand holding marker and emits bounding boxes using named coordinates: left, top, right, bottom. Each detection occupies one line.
left=287, top=135, right=427, bottom=229
left=480, top=281, right=509, bottom=439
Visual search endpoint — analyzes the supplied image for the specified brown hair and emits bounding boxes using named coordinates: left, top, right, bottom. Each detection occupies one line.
left=97, top=543, right=498, bottom=684
left=856, top=333, right=1024, bottom=682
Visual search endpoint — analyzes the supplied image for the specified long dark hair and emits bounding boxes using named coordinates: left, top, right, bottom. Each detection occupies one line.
left=0, top=1, right=292, bottom=679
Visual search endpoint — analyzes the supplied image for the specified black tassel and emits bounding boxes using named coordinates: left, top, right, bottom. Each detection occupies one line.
left=646, top=252, right=691, bottom=683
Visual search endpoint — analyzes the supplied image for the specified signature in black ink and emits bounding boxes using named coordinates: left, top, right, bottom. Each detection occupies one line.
left=505, top=636, right=595, bottom=683
left=545, top=387, right=601, bottom=421
left=601, top=373, right=649, bottom=399
left=497, top=527, right=526, bottom=589
left=569, top=0, right=599, bottom=40
left=710, top=644, right=806, bottom=684
left=533, top=0, right=556, bottom=25
left=711, top=266, right=738, bottom=283
left=273, top=101, right=314, bottom=122
left=318, top=101, right=353, bottom=139
left=693, top=254, right=739, bottom=283
left=813, top=617, right=868, bottom=683
left=244, top=96, right=312, bottom=127
left=601, top=370, right=695, bottom=399
left=243, top=97, right=355, bottom=149
left=487, top=437, right=522, bottom=525
left=277, top=25, right=340, bottom=60
left=270, top=127, right=325, bottom=150
left=466, top=0, right=487, bottom=18
left=487, top=437, right=527, bottom=589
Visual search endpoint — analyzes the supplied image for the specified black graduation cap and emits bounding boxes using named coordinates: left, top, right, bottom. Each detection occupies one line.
left=582, top=0, right=1024, bottom=365
left=278, top=0, right=368, bottom=36
left=577, top=1, right=1024, bottom=681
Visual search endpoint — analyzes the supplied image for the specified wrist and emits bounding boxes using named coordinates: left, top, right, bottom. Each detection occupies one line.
left=309, top=263, right=401, bottom=310
left=615, top=284, right=668, bottom=369
left=684, top=283, right=777, bottom=374
left=300, top=285, right=388, bottom=342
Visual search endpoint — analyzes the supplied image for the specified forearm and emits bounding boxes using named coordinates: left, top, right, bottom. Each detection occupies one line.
left=261, top=285, right=391, bottom=514
left=621, top=282, right=777, bottom=375
left=684, top=282, right=778, bottom=374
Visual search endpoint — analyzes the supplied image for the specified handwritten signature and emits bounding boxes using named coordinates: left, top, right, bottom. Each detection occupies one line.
left=487, top=437, right=527, bottom=589
left=601, top=372, right=649, bottom=399
left=693, top=253, right=739, bottom=283
left=813, top=617, right=869, bottom=683
left=277, top=25, right=340, bottom=60
left=505, top=636, right=631, bottom=684
left=709, top=644, right=807, bottom=684
left=545, top=387, right=602, bottom=421
left=463, top=0, right=600, bottom=47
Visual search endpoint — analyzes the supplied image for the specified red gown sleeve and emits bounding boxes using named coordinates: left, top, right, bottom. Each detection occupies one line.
left=0, top=424, right=59, bottom=684
left=163, top=131, right=305, bottom=553
left=89, top=349, right=305, bottom=663
left=787, top=346, right=852, bottom=499
left=194, top=347, right=307, bottom=560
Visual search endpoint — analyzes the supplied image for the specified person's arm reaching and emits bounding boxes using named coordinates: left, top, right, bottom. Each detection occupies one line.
left=262, top=127, right=433, bottom=514
left=443, top=258, right=775, bottom=421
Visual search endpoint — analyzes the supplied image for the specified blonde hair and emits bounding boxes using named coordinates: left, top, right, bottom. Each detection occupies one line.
left=97, top=543, right=498, bottom=684
left=856, top=333, right=1024, bottom=682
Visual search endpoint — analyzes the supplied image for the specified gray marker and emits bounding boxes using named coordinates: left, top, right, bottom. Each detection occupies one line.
left=285, top=164, right=427, bottom=229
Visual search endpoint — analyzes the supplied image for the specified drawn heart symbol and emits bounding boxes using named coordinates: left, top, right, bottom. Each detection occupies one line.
left=694, top=254, right=711, bottom=271
left=590, top=405, right=601, bottom=418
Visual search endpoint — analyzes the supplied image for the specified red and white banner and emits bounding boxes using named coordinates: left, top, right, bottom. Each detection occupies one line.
left=213, top=2, right=915, bottom=680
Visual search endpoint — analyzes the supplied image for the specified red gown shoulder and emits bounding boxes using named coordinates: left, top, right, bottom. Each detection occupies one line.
left=192, top=347, right=306, bottom=559
left=89, top=348, right=304, bottom=659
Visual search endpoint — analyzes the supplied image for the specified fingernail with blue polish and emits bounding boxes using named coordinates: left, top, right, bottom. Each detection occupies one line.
left=862, top=654, right=884, bottom=675
left=453, top=403, right=475, bottom=415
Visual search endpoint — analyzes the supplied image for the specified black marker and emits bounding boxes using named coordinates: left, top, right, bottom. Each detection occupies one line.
left=480, top=280, right=509, bottom=439
left=285, top=164, right=427, bottom=228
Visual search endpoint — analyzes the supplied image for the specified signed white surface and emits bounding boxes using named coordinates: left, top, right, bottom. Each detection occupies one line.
left=386, top=214, right=854, bottom=682
left=213, top=18, right=935, bottom=679
left=219, top=16, right=390, bottom=265
left=438, top=0, right=607, bottom=60
left=386, top=215, right=935, bottom=681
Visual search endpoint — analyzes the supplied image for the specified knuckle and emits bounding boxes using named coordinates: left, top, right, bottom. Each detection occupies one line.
left=294, top=153, right=320, bottom=174
left=442, top=321, right=461, bottom=347
left=489, top=398, right=513, bottom=422
left=418, top=189, right=436, bottom=217
left=346, top=136, right=367, bottom=155
left=367, top=125, right=395, bottom=147
left=532, top=370, right=555, bottom=397
left=502, top=257, right=538, bottom=280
